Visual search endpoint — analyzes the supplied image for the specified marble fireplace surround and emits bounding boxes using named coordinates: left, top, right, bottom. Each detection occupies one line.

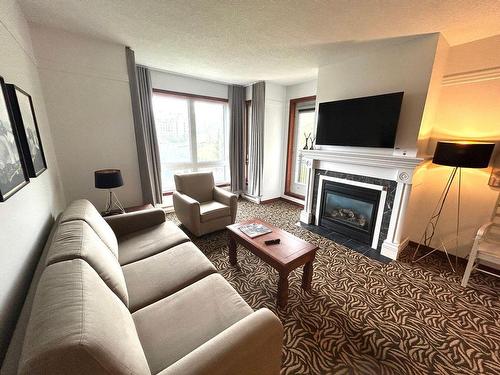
left=299, top=149, right=423, bottom=260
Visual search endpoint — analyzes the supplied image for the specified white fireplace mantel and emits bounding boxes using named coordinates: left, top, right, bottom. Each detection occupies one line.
left=299, top=149, right=425, bottom=260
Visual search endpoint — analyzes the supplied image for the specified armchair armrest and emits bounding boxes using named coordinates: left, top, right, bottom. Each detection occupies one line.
left=159, top=308, right=283, bottom=375
left=477, top=221, right=494, bottom=239
left=213, top=187, right=238, bottom=223
left=104, top=208, right=166, bottom=237
left=173, top=191, right=201, bottom=235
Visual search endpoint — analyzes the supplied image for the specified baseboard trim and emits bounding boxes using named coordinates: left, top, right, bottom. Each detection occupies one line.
left=260, top=197, right=281, bottom=204
left=281, top=194, right=305, bottom=206
left=279, top=196, right=304, bottom=207
left=241, top=194, right=261, bottom=204
left=260, top=197, right=305, bottom=207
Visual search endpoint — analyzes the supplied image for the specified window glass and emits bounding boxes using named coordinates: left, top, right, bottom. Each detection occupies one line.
left=194, top=101, right=226, bottom=162
left=152, top=95, right=190, bottom=163
left=295, top=109, right=315, bottom=184
left=152, top=92, right=229, bottom=192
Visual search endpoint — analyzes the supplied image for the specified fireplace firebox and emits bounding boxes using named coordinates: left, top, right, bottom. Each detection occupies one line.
left=318, top=180, right=381, bottom=245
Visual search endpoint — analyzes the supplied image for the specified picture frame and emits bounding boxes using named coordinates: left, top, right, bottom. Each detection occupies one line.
left=0, top=76, right=29, bottom=201
left=6, top=84, right=47, bottom=177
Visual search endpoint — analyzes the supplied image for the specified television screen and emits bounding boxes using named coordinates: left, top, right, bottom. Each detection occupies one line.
left=315, top=92, right=404, bottom=148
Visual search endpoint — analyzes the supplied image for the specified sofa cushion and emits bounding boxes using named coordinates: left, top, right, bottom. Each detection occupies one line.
left=174, top=172, right=214, bottom=203
left=60, top=199, right=119, bottom=256
left=132, top=274, right=253, bottom=374
left=18, top=259, right=150, bottom=375
left=199, top=201, right=230, bottom=223
left=118, top=221, right=190, bottom=266
left=123, top=242, right=217, bottom=312
left=46, top=220, right=129, bottom=307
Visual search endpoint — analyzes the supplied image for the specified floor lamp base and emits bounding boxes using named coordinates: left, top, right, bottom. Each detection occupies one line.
left=412, top=167, right=461, bottom=272
left=103, top=189, right=125, bottom=215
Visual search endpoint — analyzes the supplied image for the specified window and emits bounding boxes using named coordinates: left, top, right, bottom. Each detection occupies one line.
left=294, top=108, right=315, bottom=185
left=285, top=96, right=316, bottom=199
left=152, top=90, right=229, bottom=193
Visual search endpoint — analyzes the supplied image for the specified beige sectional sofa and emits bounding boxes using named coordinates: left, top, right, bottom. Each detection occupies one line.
left=4, top=199, right=283, bottom=375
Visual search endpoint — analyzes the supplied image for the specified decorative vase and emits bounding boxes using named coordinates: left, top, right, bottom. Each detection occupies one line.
left=309, top=137, right=315, bottom=150
left=303, top=135, right=309, bottom=150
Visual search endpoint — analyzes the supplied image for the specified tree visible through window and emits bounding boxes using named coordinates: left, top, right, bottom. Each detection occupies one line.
left=152, top=90, right=229, bottom=193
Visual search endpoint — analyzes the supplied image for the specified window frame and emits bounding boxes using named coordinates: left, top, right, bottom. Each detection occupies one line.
left=152, top=89, right=230, bottom=196
left=284, top=95, right=316, bottom=200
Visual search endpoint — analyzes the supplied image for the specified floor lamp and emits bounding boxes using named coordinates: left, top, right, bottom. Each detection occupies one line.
left=412, top=141, right=495, bottom=272
left=95, top=169, right=125, bottom=215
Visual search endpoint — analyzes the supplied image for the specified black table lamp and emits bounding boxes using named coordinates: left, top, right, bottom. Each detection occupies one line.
left=95, top=169, right=125, bottom=215
left=413, top=141, right=495, bottom=271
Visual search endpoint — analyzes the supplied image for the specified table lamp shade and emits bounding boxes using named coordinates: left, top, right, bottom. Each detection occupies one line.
left=433, top=141, right=495, bottom=168
left=95, top=169, right=124, bottom=189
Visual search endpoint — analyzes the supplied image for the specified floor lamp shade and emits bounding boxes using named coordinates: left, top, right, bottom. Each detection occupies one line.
left=95, top=169, right=124, bottom=189
left=433, top=141, right=495, bottom=168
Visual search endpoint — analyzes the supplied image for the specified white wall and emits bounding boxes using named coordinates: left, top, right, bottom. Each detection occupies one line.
left=30, top=25, right=142, bottom=210
left=0, top=0, right=65, bottom=362
left=262, top=82, right=286, bottom=201
left=150, top=69, right=228, bottom=99
left=406, top=35, right=500, bottom=257
left=316, top=34, right=441, bottom=157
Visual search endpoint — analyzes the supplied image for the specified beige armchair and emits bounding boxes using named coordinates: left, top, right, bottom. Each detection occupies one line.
left=173, top=172, right=238, bottom=236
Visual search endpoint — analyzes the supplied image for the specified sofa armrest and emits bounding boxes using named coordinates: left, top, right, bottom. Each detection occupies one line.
left=173, top=191, right=201, bottom=235
left=158, top=308, right=283, bottom=375
left=213, top=187, right=238, bottom=223
left=104, top=208, right=166, bottom=237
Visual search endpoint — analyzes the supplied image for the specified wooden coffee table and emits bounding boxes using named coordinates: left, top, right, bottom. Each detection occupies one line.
left=227, top=219, right=318, bottom=308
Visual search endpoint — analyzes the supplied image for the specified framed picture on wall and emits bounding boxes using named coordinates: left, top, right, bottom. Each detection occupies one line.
left=0, top=76, right=29, bottom=201
left=6, top=84, right=47, bottom=177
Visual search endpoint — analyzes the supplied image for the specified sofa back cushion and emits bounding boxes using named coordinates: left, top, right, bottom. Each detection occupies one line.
left=174, top=172, right=214, bottom=203
left=46, top=220, right=129, bottom=307
left=18, top=259, right=150, bottom=375
left=60, top=199, right=118, bottom=256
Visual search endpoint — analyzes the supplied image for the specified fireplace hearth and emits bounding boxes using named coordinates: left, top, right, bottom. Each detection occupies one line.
left=319, top=180, right=381, bottom=245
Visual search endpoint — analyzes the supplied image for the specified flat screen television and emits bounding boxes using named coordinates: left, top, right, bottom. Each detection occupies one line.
left=316, top=92, right=404, bottom=148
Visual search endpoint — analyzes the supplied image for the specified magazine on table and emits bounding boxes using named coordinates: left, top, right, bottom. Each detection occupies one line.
left=239, top=223, right=272, bottom=238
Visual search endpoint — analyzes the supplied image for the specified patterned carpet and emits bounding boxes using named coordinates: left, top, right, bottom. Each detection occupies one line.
left=167, top=200, right=500, bottom=375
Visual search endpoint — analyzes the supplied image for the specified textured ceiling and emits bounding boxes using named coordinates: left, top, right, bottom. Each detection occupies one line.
left=18, top=0, right=500, bottom=85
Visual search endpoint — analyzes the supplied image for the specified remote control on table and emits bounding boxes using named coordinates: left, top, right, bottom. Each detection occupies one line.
left=264, top=238, right=280, bottom=245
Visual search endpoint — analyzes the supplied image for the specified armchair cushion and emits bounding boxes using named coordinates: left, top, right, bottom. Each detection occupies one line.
left=174, top=172, right=215, bottom=203
left=213, top=186, right=238, bottom=222
left=199, top=201, right=230, bottom=223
